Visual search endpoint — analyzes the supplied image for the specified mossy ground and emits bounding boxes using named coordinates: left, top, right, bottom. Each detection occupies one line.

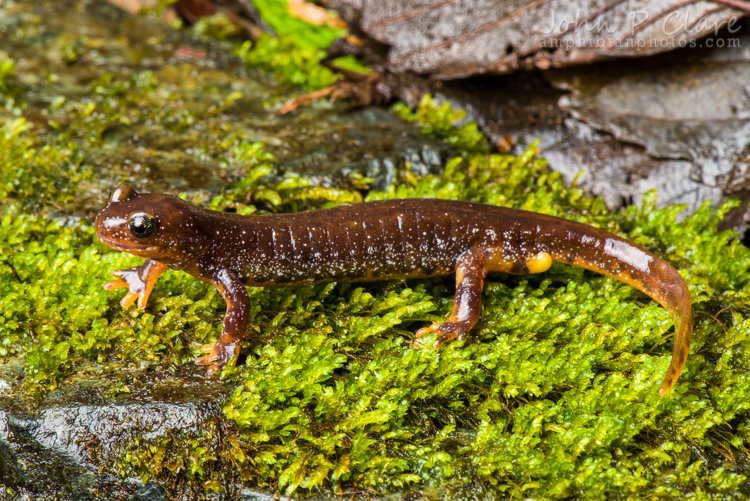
left=2, top=2, right=750, bottom=500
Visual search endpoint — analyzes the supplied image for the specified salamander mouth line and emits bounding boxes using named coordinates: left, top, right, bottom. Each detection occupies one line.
left=98, top=235, right=158, bottom=254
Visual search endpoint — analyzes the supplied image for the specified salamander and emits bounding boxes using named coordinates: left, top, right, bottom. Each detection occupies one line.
left=95, top=184, right=693, bottom=395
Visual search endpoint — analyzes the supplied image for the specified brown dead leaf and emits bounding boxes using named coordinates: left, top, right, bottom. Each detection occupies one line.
left=174, top=0, right=217, bottom=24
left=331, top=0, right=750, bottom=78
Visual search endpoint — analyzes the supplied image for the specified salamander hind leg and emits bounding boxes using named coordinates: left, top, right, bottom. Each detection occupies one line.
left=196, top=340, right=241, bottom=375
left=415, top=247, right=553, bottom=348
left=415, top=246, right=488, bottom=347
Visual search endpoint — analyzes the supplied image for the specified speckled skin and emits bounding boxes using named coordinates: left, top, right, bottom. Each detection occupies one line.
left=95, top=185, right=692, bottom=395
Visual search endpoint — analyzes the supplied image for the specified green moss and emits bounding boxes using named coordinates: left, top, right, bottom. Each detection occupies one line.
left=0, top=211, right=223, bottom=389
left=121, top=430, right=221, bottom=489
left=392, top=94, right=488, bottom=155
left=329, top=55, right=372, bottom=76
left=0, top=118, right=89, bottom=210
left=189, top=11, right=247, bottom=40
left=207, top=100, right=750, bottom=498
left=221, top=0, right=347, bottom=90
left=0, top=58, right=16, bottom=90
left=186, top=1, right=364, bottom=93
left=49, top=70, right=198, bottom=143
left=0, top=60, right=89, bottom=209
left=0, top=58, right=24, bottom=117
left=6, top=89, right=750, bottom=496
left=234, top=35, right=339, bottom=90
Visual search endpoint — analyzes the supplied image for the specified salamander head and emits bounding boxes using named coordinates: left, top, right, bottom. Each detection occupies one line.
left=95, top=184, right=211, bottom=269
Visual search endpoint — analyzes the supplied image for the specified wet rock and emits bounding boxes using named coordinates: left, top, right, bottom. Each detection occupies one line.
left=0, top=363, right=235, bottom=499
left=546, top=30, right=750, bottom=222
left=131, top=482, right=167, bottom=501
left=258, top=105, right=452, bottom=191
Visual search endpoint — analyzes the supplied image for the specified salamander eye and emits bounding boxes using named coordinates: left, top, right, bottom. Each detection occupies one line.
left=128, top=212, right=158, bottom=239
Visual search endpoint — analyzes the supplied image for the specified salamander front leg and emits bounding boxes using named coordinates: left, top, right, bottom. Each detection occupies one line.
left=104, top=259, right=167, bottom=309
left=196, top=269, right=250, bottom=375
left=416, top=246, right=487, bottom=347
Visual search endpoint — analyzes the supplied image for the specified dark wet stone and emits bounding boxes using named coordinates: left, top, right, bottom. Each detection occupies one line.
left=261, top=105, right=452, bottom=191
left=0, top=363, right=235, bottom=499
left=237, top=488, right=277, bottom=501
left=545, top=30, right=750, bottom=220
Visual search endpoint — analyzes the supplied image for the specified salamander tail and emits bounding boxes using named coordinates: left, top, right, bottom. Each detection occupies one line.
left=658, top=285, right=693, bottom=395
left=542, top=221, right=693, bottom=395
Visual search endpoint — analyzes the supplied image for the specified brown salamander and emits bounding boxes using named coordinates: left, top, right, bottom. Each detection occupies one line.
left=95, top=184, right=693, bottom=395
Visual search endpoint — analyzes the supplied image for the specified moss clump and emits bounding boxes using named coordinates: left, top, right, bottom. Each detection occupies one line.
left=3, top=86, right=747, bottom=498
left=214, top=150, right=750, bottom=497
left=252, top=0, right=345, bottom=49
left=0, top=58, right=17, bottom=92
left=225, top=0, right=345, bottom=90
left=392, top=94, right=488, bottom=155
left=118, top=420, right=238, bottom=493
left=0, top=58, right=23, bottom=116
left=208, top=162, right=366, bottom=216
left=234, top=35, right=339, bottom=91
left=181, top=0, right=366, bottom=104
left=209, top=98, right=750, bottom=498
left=48, top=70, right=200, bottom=144
left=0, top=118, right=88, bottom=210
left=0, top=211, right=226, bottom=389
